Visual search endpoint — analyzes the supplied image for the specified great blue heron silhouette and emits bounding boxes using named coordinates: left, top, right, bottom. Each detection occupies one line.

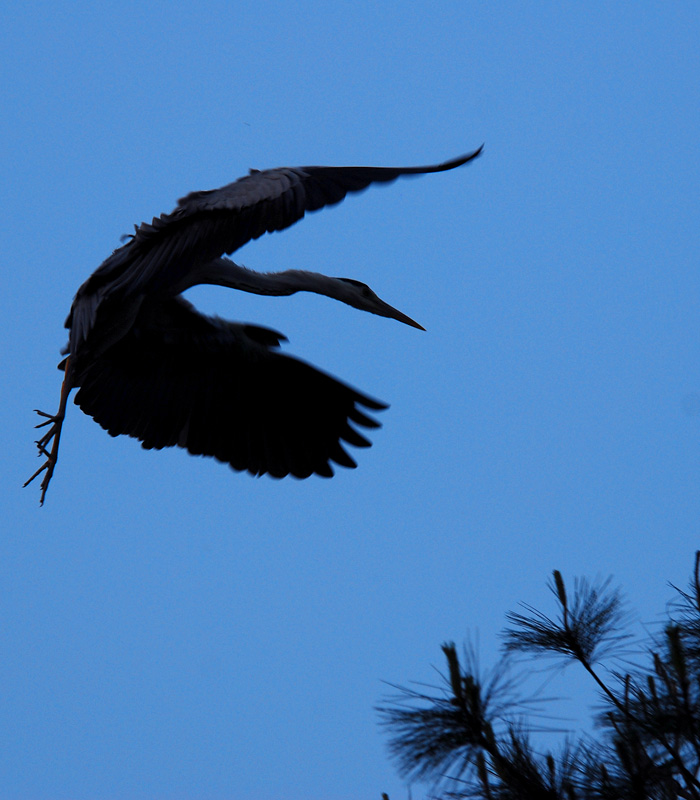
left=26, top=146, right=483, bottom=504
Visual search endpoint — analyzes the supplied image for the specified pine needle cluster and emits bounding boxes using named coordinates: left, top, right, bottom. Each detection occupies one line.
left=379, top=553, right=700, bottom=799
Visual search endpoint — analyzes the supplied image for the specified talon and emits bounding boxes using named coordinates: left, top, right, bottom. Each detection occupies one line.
left=23, top=462, right=49, bottom=486
left=26, top=359, right=72, bottom=505
left=37, top=430, right=54, bottom=446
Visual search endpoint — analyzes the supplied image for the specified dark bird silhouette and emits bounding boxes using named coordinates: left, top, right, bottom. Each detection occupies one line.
left=26, top=146, right=483, bottom=504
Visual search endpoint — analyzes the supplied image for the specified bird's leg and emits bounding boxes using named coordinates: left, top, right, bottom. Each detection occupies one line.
left=24, top=358, right=72, bottom=506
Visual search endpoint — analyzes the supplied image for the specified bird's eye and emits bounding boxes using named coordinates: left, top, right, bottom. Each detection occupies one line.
left=337, top=277, right=373, bottom=296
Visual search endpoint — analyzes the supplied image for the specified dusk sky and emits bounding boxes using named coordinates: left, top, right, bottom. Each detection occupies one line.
left=3, top=4, right=700, bottom=799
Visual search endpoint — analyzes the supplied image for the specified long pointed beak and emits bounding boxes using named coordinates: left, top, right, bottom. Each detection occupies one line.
left=376, top=298, right=425, bottom=331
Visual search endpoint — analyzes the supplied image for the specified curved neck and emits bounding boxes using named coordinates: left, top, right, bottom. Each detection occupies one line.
left=185, top=258, right=346, bottom=301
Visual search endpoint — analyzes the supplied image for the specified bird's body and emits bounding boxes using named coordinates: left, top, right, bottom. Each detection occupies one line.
left=26, top=146, right=482, bottom=503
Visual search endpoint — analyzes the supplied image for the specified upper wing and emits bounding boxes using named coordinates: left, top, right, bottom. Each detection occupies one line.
left=72, top=297, right=387, bottom=479
left=84, top=146, right=483, bottom=300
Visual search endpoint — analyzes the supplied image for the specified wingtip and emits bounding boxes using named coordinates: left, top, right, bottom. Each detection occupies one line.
left=449, top=144, right=484, bottom=169
left=420, top=145, right=483, bottom=175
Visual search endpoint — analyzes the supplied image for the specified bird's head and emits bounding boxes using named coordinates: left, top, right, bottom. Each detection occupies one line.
left=333, top=278, right=425, bottom=330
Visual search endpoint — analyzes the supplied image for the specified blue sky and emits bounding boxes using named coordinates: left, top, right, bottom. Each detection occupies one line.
left=2, top=3, right=700, bottom=798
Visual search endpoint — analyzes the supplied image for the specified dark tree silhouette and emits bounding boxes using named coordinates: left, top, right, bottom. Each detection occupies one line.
left=379, top=553, right=700, bottom=799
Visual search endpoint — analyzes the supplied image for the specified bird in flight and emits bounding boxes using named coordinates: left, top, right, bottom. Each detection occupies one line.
left=26, top=145, right=483, bottom=504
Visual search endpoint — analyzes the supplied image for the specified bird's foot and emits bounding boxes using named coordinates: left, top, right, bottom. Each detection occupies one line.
left=24, top=409, right=65, bottom=506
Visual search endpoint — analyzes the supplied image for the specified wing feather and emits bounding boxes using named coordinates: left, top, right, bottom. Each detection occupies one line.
left=81, top=147, right=483, bottom=301
left=72, top=297, right=387, bottom=480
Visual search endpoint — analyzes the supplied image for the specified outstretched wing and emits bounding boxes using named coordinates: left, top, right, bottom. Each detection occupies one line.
left=72, top=297, right=387, bottom=479
left=84, top=146, right=484, bottom=300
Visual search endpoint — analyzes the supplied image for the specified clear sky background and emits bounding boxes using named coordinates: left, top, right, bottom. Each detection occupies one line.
left=2, top=3, right=699, bottom=799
